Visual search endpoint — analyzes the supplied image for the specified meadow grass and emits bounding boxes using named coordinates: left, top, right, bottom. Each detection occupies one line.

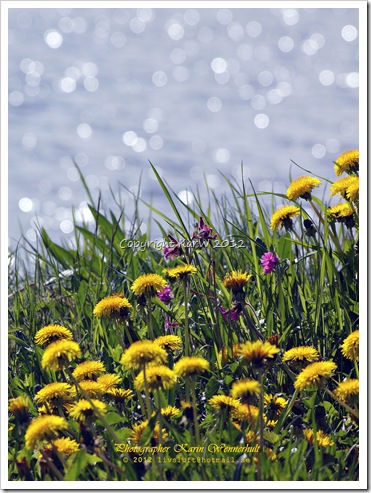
left=8, top=153, right=360, bottom=482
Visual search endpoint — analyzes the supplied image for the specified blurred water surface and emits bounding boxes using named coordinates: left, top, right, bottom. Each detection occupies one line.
left=8, top=7, right=359, bottom=247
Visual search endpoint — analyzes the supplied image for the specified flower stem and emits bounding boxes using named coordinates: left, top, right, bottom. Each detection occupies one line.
left=276, top=387, right=299, bottom=433
left=40, top=448, right=64, bottom=481
left=183, top=279, right=190, bottom=356
left=190, top=378, right=201, bottom=446
left=257, top=369, right=265, bottom=481
left=325, top=388, right=359, bottom=419
left=310, top=199, right=342, bottom=251
left=143, top=364, right=152, bottom=420
left=146, top=298, right=154, bottom=340
left=241, top=305, right=263, bottom=340
left=113, top=321, right=126, bottom=352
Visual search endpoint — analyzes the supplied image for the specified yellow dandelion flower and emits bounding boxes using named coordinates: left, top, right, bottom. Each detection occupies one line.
left=9, top=396, right=30, bottom=423
left=97, top=373, right=122, bottom=392
left=35, top=382, right=76, bottom=404
left=34, top=324, right=73, bottom=346
left=129, top=420, right=167, bottom=445
left=25, top=415, right=69, bottom=450
left=158, top=406, right=182, bottom=420
left=282, top=346, right=320, bottom=363
left=341, top=331, right=359, bottom=361
left=286, top=176, right=321, bottom=201
left=294, top=361, right=337, bottom=391
left=230, top=379, right=261, bottom=399
left=270, top=205, right=300, bottom=230
left=134, top=365, right=177, bottom=392
left=333, top=379, right=359, bottom=402
left=266, top=419, right=278, bottom=428
left=219, top=343, right=243, bottom=364
left=346, top=176, right=359, bottom=203
left=174, top=356, right=210, bottom=378
left=237, top=340, right=280, bottom=367
left=106, top=388, right=134, bottom=402
left=120, top=340, right=168, bottom=370
left=327, top=203, right=354, bottom=220
left=163, top=264, right=198, bottom=280
left=93, top=294, right=132, bottom=319
left=154, top=335, right=182, bottom=352
left=69, top=399, right=107, bottom=423
left=330, top=176, right=359, bottom=202
left=304, top=428, right=334, bottom=448
left=334, top=149, right=359, bottom=176
left=208, top=395, right=241, bottom=411
left=223, top=271, right=252, bottom=293
left=231, top=403, right=260, bottom=424
left=50, top=437, right=79, bottom=456
left=131, top=273, right=167, bottom=297
left=77, top=380, right=105, bottom=398
left=264, top=394, right=287, bottom=417
left=72, top=361, right=106, bottom=381
left=41, top=340, right=81, bottom=371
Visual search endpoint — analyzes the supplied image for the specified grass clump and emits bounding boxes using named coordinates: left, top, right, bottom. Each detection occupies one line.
left=8, top=151, right=360, bottom=482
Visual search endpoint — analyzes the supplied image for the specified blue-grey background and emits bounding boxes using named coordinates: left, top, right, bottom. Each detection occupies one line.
left=8, top=7, right=359, bottom=248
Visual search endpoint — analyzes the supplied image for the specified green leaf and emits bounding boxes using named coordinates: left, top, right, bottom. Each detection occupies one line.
left=64, top=449, right=90, bottom=481
left=277, top=232, right=292, bottom=260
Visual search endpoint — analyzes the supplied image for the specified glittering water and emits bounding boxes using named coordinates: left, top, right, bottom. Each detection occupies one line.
left=8, top=7, right=359, bottom=247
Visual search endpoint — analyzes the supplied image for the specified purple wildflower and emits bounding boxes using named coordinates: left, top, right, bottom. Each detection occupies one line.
left=157, top=285, right=172, bottom=303
left=163, top=234, right=182, bottom=260
left=165, top=315, right=179, bottom=332
left=192, top=217, right=218, bottom=243
left=260, top=252, right=279, bottom=274
left=220, top=305, right=241, bottom=321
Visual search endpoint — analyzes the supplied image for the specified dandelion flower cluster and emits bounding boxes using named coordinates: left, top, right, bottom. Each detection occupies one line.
left=286, top=176, right=321, bottom=201
left=48, top=437, right=80, bottom=456
left=341, top=331, right=359, bottom=361
left=264, top=394, right=287, bottom=417
left=120, top=340, right=168, bottom=370
left=25, top=415, right=69, bottom=450
left=9, top=396, right=30, bottom=423
left=35, top=382, right=76, bottom=404
left=231, top=403, right=260, bottom=424
left=97, top=373, right=122, bottom=392
left=282, top=346, right=320, bottom=363
left=330, top=176, right=359, bottom=203
left=327, top=203, right=354, bottom=220
left=72, top=361, right=106, bottom=381
left=134, top=365, right=177, bottom=392
left=69, top=399, right=107, bottom=423
left=157, top=406, right=182, bottom=420
left=208, top=395, right=240, bottom=412
left=131, top=273, right=167, bottom=297
left=230, top=379, right=261, bottom=399
left=294, top=361, right=337, bottom=391
left=106, top=388, right=134, bottom=402
left=223, top=271, right=252, bottom=293
left=34, top=324, right=73, bottom=346
left=154, top=335, right=182, bottom=352
left=303, top=428, right=334, bottom=448
left=333, top=379, right=359, bottom=403
left=77, top=380, right=105, bottom=398
left=270, top=205, right=300, bottom=231
left=174, top=356, right=210, bottom=378
left=333, top=149, right=359, bottom=176
left=41, top=340, right=81, bottom=371
left=129, top=420, right=167, bottom=445
left=237, top=340, right=280, bottom=367
left=164, top=264, right=198, bottom=280
left=93, top=294, right=132, bottom=319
